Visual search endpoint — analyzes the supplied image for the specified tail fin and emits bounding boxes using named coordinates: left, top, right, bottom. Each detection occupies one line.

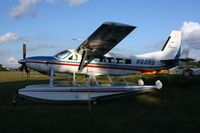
left=161, top=31, right=181, bottom=60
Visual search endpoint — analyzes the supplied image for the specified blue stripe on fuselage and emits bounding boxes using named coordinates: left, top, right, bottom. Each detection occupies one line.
left=26, top=56, right=174, bottom=71
left=56, top=60, right=172, bottom=70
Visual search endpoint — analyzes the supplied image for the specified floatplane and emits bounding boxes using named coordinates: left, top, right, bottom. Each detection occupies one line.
left=14, top=22, right=182, bottom=105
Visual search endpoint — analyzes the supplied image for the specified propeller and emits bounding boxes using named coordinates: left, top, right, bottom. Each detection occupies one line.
left=23, top=43, right=26, bottom=60
left=19, top=43, right=30, bottom=74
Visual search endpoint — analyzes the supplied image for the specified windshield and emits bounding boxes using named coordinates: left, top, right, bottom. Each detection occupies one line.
left=55, top=50, right=71, bottom=59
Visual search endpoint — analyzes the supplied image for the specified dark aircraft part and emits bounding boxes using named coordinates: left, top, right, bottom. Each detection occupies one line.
left=20, top=43, right=30, bottom=74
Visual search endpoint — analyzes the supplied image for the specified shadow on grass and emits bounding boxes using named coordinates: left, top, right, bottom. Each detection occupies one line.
left=0, top=79, right=49, bottom=106
left=1, top=75, right=200, bottom=133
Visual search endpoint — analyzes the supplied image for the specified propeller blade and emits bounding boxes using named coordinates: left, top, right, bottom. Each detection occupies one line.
left=19, top=64, right=24, bottom=71
left=20, top=42, right=30, bottom=79
left=24, top=64, right=29, bottom=73
left=20, top=43, right=29, bottom=73
left=23, top=43, right=26, bottom=59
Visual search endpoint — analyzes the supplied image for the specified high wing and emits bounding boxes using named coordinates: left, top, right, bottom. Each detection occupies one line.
left=76, top=22, right=136, bottom=70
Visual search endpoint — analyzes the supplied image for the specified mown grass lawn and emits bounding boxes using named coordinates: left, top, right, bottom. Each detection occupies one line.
left=0, top=71, right=200, bottom=133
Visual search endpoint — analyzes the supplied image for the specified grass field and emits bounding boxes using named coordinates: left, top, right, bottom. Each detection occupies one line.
left=0, top=71, right=200, bottom=133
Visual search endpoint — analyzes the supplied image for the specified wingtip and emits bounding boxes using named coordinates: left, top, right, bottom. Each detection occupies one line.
left=103, top=21, right=136, bottom=28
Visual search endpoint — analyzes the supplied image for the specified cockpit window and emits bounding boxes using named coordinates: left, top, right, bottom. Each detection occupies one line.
left=55, top=50, right=71, bottom=59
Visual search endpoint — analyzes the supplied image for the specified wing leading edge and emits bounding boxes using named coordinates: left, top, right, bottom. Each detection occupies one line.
left=76, top=22, right=136, bottom=71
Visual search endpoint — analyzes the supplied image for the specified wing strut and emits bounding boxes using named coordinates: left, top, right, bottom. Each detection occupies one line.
left=78, top=50, right=87, bottom=71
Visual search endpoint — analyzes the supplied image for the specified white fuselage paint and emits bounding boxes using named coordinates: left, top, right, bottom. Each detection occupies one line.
left=22, top=31, right=181, bottom=76
left=25, top=50, right=170, bottom=76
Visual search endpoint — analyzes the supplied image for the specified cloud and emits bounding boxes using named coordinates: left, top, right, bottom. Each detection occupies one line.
left=67, top=0, right=88, bottom=6
left=10, top=0, right=40, bottom=19
left=0, top=51, right=19, bottom=68
left=4, top=56, right=19, bottom=68
left=10, top=0, right=88, bottom=19
left=0, top=32, right=20, bottom=44
left=6, top=57, right=18, bottom=64
left=180, top=21, right=200, bottom=49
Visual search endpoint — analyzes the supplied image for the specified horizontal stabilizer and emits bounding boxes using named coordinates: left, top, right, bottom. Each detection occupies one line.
left=161, top=58, right=195, bottom=65
left=179, top=58, right=195, bottom=62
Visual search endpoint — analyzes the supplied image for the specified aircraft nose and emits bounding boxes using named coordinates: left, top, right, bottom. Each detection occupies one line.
left=18, top=59, right=25, bottom=64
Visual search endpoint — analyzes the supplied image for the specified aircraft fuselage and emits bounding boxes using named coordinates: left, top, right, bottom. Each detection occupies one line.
left=19, top=49, right=176, bottom=76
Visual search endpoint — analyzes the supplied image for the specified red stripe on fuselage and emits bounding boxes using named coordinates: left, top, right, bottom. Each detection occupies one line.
left=26, top=61, right=156, bottom=73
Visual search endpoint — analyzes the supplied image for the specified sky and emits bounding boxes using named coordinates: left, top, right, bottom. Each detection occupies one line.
left=1, top=0, right=200, bottom=68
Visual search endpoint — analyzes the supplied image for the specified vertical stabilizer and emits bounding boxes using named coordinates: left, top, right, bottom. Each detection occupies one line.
left=161, top=31, right=181, bottom=60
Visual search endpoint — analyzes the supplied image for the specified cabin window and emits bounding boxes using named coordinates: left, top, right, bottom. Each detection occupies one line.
left=125, top=59, right=131, bottom=64
left=107, top=57, right=114, bottom=63
left=116, top=58, right=124, bottom=64
left=148, top=60, right=151, bottom=64
left=99, top=57, right=105, bottom=62
left=136, top=59, right=140, bottom=64
left=94, top=57, right=105, bottom=63
left=151, top=60, right=155, bottom=65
